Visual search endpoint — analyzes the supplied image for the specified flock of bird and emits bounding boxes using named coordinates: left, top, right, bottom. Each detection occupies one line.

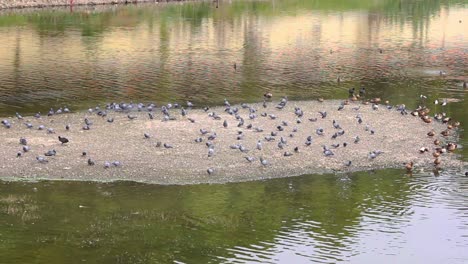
left=1, top=87, right=464, bottom=177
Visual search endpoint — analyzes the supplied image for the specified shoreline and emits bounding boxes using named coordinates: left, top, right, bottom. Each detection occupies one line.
left=0, top=99, right=464, bottom=185
left=0, top=0, right=195, bottom=10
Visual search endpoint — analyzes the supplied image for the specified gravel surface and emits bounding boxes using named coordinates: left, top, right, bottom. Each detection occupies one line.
left=0, top=99, right=463, bottom=184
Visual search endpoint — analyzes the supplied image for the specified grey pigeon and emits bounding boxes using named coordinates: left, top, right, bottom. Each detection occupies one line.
left=245, top=157, right=256, bottom=162
left=208, top=148, right=214, bottom=157
left=19, top=137, right=27, bottom=145
left=44, top=150, right=56, bottom=156
left=316, top=128, right=324, bottom=136
left=36, top=156, right=48, bottom=163
left=163, top=143, right=173, bottom=149
left=354, top=136, right=360, bottom=144
left=207, top=168, right=214, bottom=175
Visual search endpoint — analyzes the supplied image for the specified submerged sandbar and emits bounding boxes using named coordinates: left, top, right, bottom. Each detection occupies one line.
left=0, top=100, right=463, bottom=184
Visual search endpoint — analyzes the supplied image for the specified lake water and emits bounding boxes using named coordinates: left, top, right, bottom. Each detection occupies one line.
left=0, top=0, right=467, bottom=263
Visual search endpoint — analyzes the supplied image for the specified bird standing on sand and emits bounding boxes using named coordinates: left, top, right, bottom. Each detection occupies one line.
left=36, top=156, right=48, bottom=163
left=58, top=136, right=69, bottom=145
left=19, top=137, right=27, bottom=145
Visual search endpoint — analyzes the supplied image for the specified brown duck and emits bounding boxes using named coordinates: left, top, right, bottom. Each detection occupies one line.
left=405, top=161, right=414, bottom=172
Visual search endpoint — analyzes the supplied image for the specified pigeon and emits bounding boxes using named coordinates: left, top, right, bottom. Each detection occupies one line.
left=24, top=123, right=33, bottom=129
left=44, top=150, right=56, bottom=156
left=36, top=156, right=48, bottom=163
left=163, top=143, right=173, bottom=149
left=223, top=120, right=228, bottom=128
left=207, top=133, right=217, bottom=141
left=207, top=168, right=214, bottom=175
left=245, top=156, right=256, bottom=162
left=58, top=136, right=69, bottom=144
left=318, top=111, right=327, bottom=118
left=104, top=162, right=111, bottom=169
left=284, top=152, right=293, bottom=157
left=256, top=140, right=262, bottom=150
left=316, top=128, right=324, bottom=136
left=66, top=124, right=70, bottom=130
left=19, top=137, right=27, bottom=145
left=260, top=157, right=269, bottom=166
left=16, top=152, right=22, bottom=158
left=344, top=161, right=352, bottom=167
left=359, top=87, right=366, bottom=96
left=84, top=118, right=93, bottom=126
left=144, top=133, right=151, bottom=139
left=22, top=146, right=30, bottom=152
left=354, top=136, right=360, bottom=144
left=208, top=148, right=214, bottom=157
left=112, top=161, right=121, bottom=167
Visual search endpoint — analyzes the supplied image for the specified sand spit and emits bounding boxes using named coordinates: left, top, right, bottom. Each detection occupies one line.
left=0, top=100, right=464, bottom=184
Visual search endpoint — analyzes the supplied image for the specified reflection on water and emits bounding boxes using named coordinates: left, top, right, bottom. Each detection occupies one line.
left=0, top=170, right=467, bottom=263
left=0, top=0, right=466, bottom=115
left=0, top=0, right=467, bottom=263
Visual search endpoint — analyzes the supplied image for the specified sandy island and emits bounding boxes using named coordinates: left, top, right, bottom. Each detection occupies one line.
left=0, top=99, right=464, bottom=184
